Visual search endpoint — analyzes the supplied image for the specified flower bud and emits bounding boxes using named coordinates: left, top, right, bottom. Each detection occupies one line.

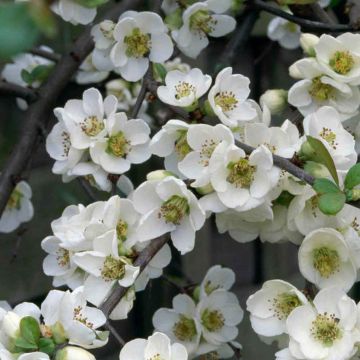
left=289, top=63, right=302, bottom=79
left=146, top=170, right=175, bottom=181
left=195, top=183, right=214, bottom=195
left=300, top=33, right=319, bottom=56
left=260, top=89, right=288, bottom=115
left=51, top=321, right=67, bottom=344
left=0, top=312, right=21, bottom=351
left=56, top=346, right=95, bottom=360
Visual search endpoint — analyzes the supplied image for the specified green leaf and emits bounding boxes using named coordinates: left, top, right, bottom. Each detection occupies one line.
left=20, top=316, right=41, bottom=346
left=73, top=0, right=109, bottom=8
left=318, top=192, right=346, bottom=215
left=31, top=64, right=54, bottom=83
left=330, top=0, right=342, bottom=6
left=153, top=63, right=167, bottom=82
left=164, top=8, right=183, bottom=30
left=15, top=337, right=38, bottom=351
left=274, top=191, right=295, bottom=207
left=313, top=178, right=340, bottom=195
left=28, top=0, right=57, bottom=38
left=303, top=161, right=331, bottom=179
left=21, top=69, right=33, bottom=85
left=38, top=338, right=55, bottom=355
left=344, top=163, right=360, bottom=190
left=304, top=136, right=339, bottom=185
left=0, top=3, right=39, bottom=60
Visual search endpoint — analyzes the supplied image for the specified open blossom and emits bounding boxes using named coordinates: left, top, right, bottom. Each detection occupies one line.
left=267, top=17, right=301, bottom=50
left=208, top=67, right=257, bottom=128
left=303, top=106, right=357, bottom=172
left=0, top=181, right=34, bottom=233
left=119, top=332, right=188, bottom=360
left=286, top=287, right=360, bottom=360
left=133, top=176, right=206, bottom=254
left=51, top=0, right=96, bottom=25
left=314, top=33, right=360, bottom=85
left=172, top=0, right=236, bottom=58
left=76, top=54, right=109, bottom=84
left=178, top=124, right=234, bottom=187
left=110, top=11, right=173, bottom=81
left=298, top=228, right=357, bottom=292
left=157, top=68, right=212, bottom=108
left=288, top=58, right=360, bottom=120
left=247, top=280, right=308, bottom=338
left=207, top=143, right=280, bottom=211
left=41, top=287, right=107, bottom=349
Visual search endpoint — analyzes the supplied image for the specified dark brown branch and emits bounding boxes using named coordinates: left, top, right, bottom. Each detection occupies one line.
left=0, top=0, right=143, bottom=216
left=104, top=321, right=125, bottom=346
left=252, top=0, right=353, bottom=32
left=131, top=67, right=153, bottom=119
left=100, top=235, right=169, bottom=317
left=29, top=48, right=61, bottom=62
left=0, top=81, right=38, bottom=102
left=77, top=178, right=98, bottom=202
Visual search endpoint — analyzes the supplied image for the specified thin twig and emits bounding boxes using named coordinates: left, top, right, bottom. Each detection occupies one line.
left=77, top=178, right=97, bottom=202
left=0, top=82, right=38, bottom=102
left=251, top=0, right=353, bottom=32
left=29, top=48, right=61, bottom=62
left=131, top=67, right=152, bottom=119
left=104, top=321, right=125, bottom=346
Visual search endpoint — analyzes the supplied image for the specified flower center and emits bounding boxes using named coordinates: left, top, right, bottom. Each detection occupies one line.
left=148, top=354, right=163, bottom=360
left=106, top=131, right=130, bottom=157
left=201, top=309, right=224, bottom=332
left=124, top=27, right=150, bottom=58
left=99, top=20, right=115, bottom=40
left=329, top=51, right=354, bottom=75
left=61, top=131, right=71, bottom=157
left=312, top=247, right=340, bottom=278
left=311, top=313, right=342, bottom=347
left=174, top=81, right=195, bottom=100
left=56, top=248, right=70, bottom=267
left=101, top=255, right=127, bottom=281
left=199, top=139, right=218, bottom=166
left=284, top=22, right=298, bottom=33
left=215, top=91, right=238, bottom=112
left=308, top=77, right=335, bottom=102
left=204, top=280, right=220, bottom=295
left=81, top=116, right=104, bottom=137
left=116, top=219, right=128, bottom=242
left=226, top=158, right=256, bottom=188
left=159, top=195, right=190, bottom=225
left=175, top=130, right=191, bottom=160
left=173, top=315, right=197, bottom=341
left=6, top=189, right=23, bottom=210
left=73, top=306, right=94, bottom=329
left=271, top=292, right=302, bottom=320
left=319, top=127, right=338, bottom=150
left=190, top=10, right=217, bottom=35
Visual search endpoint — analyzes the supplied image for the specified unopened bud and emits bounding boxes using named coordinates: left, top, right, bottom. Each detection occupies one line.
left=260, top=89, right=288, bottom=115
left=56, top=346, right=95, bottom=360
left=300, top=33, right=319, bottom=56
left=146, top=170, right=175, bottom=181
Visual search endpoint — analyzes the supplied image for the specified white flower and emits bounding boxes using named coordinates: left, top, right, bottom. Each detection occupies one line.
left=197, top=289, right=243, bottom=346
left=299, top=228, right=357, bottom=292
left=51, top=0, right=96, bottom=25
left=90, top=112, right=151, bottom=174
left=109, top=287, right=135, bottom=320
left=259, top=89, right=288, bottom=115
left=303, top=106, right=357, bottom=171
left=208, top=67, right=257, bottom=128
left=41, top=287, right=107, bottom=349
left=208, top=143, right=280, bottom=211
left=275, top=348, right=297, bottom=360
left=92, top=20, right=115, bottom=51
left=73, top=230, right=140, bottom=306
left=0, top=350, right=49, bottom=360
left=288, top=58, right=360, bottom=120
left=55, top=88, right=116, bottom=149
left=244, top=120, right=301, bottom=158
left=1, top=47, right=54, bottom=110
left=267, top=17, right=301, bottom=50
left=314, top=33, right=360, bottom=85
left=199, top=265, right=235, bottom=299
left=56, top=346, right=95, bottom=360
left=76, top=55, right=109, bottom=84
left=133, top=176, right=206, bottom=254
left=247, top=280, right=308, bottom=338
left=119, top=332, right=188, bottom=360
left=0, top=181, right=33, bottom=233
left=164, top=57, right=191, bottom=74
left=161, top=0, right=179, bottom=15
left=153, top=294, right=201, bottom=356
left=157, top=68, right=212, bottom=108
left=150, top=120, right=191, bottom=177
left=110, top=11, right=173, bottom=81
left=172, top=0, right=236, bottom=58
left=287, top=287, right=359, bottom=360
left=178, top=124, right=234, bottom=187
left=105, top=79, right=134, bottom=111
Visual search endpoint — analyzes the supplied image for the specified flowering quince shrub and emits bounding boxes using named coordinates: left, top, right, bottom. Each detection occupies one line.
left=4, top=0, right=360, bottom=359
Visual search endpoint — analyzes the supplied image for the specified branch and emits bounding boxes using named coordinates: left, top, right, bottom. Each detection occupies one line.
left=251, top=0, right=353, bottom=32
left=0, top=81, right=38, bottom=102
left=104, top=321, right=125, bottom=346
left=0, top=0, right=143, bottom=216
left=131, top=67, right=153, bottom=119
left=100, top=235, right=169, bottom=317
left=29, top=48, right=61, bottom=62
left=77, top=178, right=98, bottom=202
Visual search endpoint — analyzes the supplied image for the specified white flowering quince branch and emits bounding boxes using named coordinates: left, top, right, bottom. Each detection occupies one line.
left=2, top=0, right=360, bottom=359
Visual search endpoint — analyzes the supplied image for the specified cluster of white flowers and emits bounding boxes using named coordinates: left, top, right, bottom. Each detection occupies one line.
left=153, top=265, right=243, bottom=359
left=0, top=287, right=107, bottom=359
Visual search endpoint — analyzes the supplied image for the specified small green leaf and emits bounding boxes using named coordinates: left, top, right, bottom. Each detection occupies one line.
left=20, top=316, right=41, bottom=346
left=38, top=338, right=55, bottom=355
left=73, top=0, right=109, bottom=8
left=153, top=63, right=167, bottom=83
left=313, top=178, right=340, bottom=195
left=318, top=192, right=346, bottom=215
left=21, top=69, right=33, bottom=85
left=303, top=136, right=339, bottom=185
left=344, top=163, right=360, bottom=190
left=15, top=337, right=38, bottom=350
left=274, top=191, right=295, bottom=207
left=31, top=64, right=54, bottom=83
left=164, top=8, right=183, bottom=30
